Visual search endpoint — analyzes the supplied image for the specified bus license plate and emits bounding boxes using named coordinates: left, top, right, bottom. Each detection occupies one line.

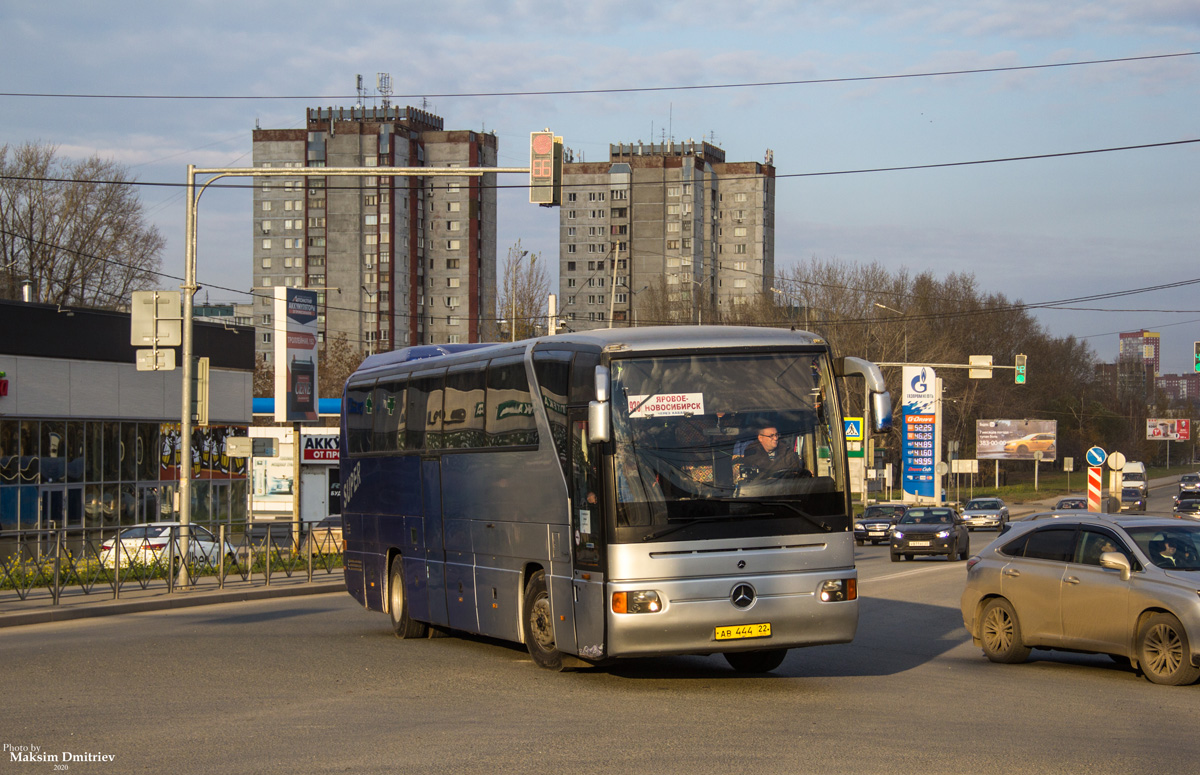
left=715, top=623, right=771, bottom=641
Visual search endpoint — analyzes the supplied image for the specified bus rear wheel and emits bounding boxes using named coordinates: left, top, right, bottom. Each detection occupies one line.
left=724, top=648, right=788, bottom=673
left=523, top=570, right=564, bottom=671
left=389, top=556, right=427, bottom=639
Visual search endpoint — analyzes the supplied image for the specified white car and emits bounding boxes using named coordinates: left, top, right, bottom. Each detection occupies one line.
left=100, top=522, right=236, bottom=568
left=960, top=498, right=1010, bottom=531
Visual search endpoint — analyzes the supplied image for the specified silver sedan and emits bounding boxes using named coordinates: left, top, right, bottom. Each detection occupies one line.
left=960, top=497, right=1009, bottom=531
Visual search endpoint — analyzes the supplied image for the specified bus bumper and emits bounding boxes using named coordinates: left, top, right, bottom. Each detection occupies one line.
left=604, top=569, right=858, bottom=658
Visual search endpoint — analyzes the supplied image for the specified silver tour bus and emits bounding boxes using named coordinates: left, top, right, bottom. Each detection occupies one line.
left=339, top=326, right=892, bottom=671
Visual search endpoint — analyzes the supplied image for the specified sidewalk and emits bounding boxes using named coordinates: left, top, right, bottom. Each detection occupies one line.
left=0, top=570, right=345, bottom=629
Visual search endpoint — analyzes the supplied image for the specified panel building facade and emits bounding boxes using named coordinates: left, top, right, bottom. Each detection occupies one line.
left=556, top=140, right=774, bottom=330
left=252, top=106, right=497, bottom=363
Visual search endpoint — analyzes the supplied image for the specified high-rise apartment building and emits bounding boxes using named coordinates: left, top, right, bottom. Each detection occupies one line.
left=252, top=106, right=497, bottom=363
left=1119, top=329, right=1161, bottom=376
left=556, top=140, right=774, bottom=330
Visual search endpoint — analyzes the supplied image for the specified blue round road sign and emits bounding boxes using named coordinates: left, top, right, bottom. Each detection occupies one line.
left=1086, top=446, right=1107, bottom=467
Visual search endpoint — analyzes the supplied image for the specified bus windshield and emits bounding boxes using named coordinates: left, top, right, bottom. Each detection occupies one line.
left=608, top=351, right=847, bottom=543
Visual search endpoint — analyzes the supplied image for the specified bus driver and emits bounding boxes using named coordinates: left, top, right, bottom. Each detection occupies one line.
left=741, top=425, right=811, bottom=481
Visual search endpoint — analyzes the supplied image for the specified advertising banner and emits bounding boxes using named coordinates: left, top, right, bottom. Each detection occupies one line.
left=1147, top=418, right=1190, bottom=441
left=902, top=366, right=937, bottom=500
left=976, top=419, right=1057, bottom=461
left=274, top=288, right=320, bottom=423
left=300, top=431, right=340, bottom=464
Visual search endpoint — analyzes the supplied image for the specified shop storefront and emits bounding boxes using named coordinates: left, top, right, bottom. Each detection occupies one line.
left=0, top=300, right=254, bottom=532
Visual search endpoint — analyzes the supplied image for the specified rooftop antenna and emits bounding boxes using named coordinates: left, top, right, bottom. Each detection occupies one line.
left=355, top=74, right=366, bottom=108
left=377, top=73, right=393, bottom=110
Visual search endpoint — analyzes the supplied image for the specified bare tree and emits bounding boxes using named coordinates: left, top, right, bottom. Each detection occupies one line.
left=497, top=240, right=550, bottom=340
left=0, top=142, right=164, bottom=307
left=319, top=332, right=366, bottom=398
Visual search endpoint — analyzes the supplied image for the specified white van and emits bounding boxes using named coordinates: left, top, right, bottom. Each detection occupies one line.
left=1123, top=461, right=1148, bottom=494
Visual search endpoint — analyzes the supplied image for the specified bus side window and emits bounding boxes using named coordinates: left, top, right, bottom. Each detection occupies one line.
left=486, top=357, right=538, bottom=448
left=533, top=350, right=573, bottom=475
left=569, top=352, right=601, bottom=405
left=374, top=380, right=406, bottom=453
left=444, top=364, right=487, bottom=450
left=407, top=372, right=444, bottom=452
left=345, top=381, right=375, bottom=455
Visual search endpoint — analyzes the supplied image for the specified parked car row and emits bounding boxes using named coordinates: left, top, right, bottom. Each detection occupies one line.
left=98, top=517, right=344, bottom=568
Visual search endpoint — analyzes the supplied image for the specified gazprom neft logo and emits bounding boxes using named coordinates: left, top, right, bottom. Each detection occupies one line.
left=287, top=290, right=318, bottom=324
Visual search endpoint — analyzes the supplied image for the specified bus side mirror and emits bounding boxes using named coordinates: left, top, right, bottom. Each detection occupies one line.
left=839, top=356, right=893, bottom=433
left=871, top=391, right=893, bottom=434
left=588, top=364, right=611, bottom=442
left=588, top=401, right=611, bottom=443
left=594, top=364, right=609, bottom=402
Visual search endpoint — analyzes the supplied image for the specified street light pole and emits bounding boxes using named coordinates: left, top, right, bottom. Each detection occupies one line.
left=874, top=302, right=908, bottom=362
left=181, top=162, right=530, bottom=585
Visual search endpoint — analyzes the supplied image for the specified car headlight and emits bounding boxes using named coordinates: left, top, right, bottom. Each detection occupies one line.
left=611, top=590, right=663, bottom=614
left=854, top=522, right=864, bottom=530
left=936, top=529, right=952, bottom=538
left=892, top=530, right=904, bottom=539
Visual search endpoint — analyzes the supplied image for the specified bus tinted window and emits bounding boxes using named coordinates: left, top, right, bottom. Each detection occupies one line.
left=345, top=381, right=375, bottom=454
left=444, top=364, right=487, bottom=449
left=486, top=357, right=538, bottom=448
left=533, top=350, right=572, bottom=471
left=407, top=372, right=444, bottom=451
left=373, top=381, right=406, bottom=453
left=569, top=352, right=601, bottom=405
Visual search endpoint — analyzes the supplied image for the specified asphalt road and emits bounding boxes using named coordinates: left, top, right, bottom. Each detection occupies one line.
left=3, top=531, right=1197, bottom=774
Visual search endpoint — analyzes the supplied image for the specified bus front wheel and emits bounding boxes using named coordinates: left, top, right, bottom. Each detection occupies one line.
left=389, top=556, right=427, bottom=639
left=523, top=570, right=564, bottom=671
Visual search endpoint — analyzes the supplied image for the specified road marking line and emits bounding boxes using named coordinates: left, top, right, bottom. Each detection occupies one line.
left=861, top=564, right=963, bottom=584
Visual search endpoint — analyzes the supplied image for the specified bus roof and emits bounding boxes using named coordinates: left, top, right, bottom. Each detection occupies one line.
left=351, top=326, right=828, bottom=380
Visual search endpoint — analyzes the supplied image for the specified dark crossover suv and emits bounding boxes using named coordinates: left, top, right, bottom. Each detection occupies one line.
left=854, top=504, right=907, bottom=545
left=890, top=507, right=969, bottom=562
left=961, top=515, right=1200, bottom=685
left=1121, top=487, right=1147, bottom=512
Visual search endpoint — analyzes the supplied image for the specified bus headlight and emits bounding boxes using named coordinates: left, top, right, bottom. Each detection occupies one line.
left=820, top=579, right=856, bottom=602
left=612, top=590, right=663, bottom=614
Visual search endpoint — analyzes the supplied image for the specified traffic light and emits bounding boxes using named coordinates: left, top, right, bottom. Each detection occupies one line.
left=1194, top=341, right=1200, bottom=373
left=529, top=130, right=562, bottom=206
left=1014, top=353, right=1027, bottom=385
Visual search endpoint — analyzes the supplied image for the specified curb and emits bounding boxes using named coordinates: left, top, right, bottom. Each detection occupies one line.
left=0, top=581, right=345, bottom=629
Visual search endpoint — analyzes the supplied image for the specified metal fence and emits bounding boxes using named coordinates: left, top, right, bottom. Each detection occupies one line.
left=0, top=519, right=343, bottom=605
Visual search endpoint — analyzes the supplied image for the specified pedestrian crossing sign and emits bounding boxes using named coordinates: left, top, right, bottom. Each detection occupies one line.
left=844, top=418, right=863, bottom=441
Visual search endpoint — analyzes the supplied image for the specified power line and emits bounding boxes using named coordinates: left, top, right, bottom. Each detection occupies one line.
left=2, top=137, right=1197, bottom=195
left=1, top=52, right=1196, bottom=101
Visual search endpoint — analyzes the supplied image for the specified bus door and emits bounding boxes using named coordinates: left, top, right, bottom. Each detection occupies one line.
left=410, top=457, right=441, bottom=625
left=569, top=411, right=607, bottom=660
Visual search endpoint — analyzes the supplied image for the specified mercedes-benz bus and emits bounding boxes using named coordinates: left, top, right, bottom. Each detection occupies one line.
left=340, top=326, right=891, bottom=671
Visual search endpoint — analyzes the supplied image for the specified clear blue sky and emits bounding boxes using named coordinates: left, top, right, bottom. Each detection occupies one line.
left=3, top=1, right=1198, bottom=370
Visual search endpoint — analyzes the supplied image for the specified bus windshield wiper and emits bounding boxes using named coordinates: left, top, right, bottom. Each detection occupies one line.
left=641, top=516, right=736, bottom=542
left=756, top=501, right=834, bottom=533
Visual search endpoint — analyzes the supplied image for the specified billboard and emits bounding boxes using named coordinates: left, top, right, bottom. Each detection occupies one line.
left=1147, top=418, right=1190, bottom=441
left=901, top=366, right=938, bottom=500
left=977, top=419, right=1057, bottom=461
left=274, top=288, right=319, bottom=423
